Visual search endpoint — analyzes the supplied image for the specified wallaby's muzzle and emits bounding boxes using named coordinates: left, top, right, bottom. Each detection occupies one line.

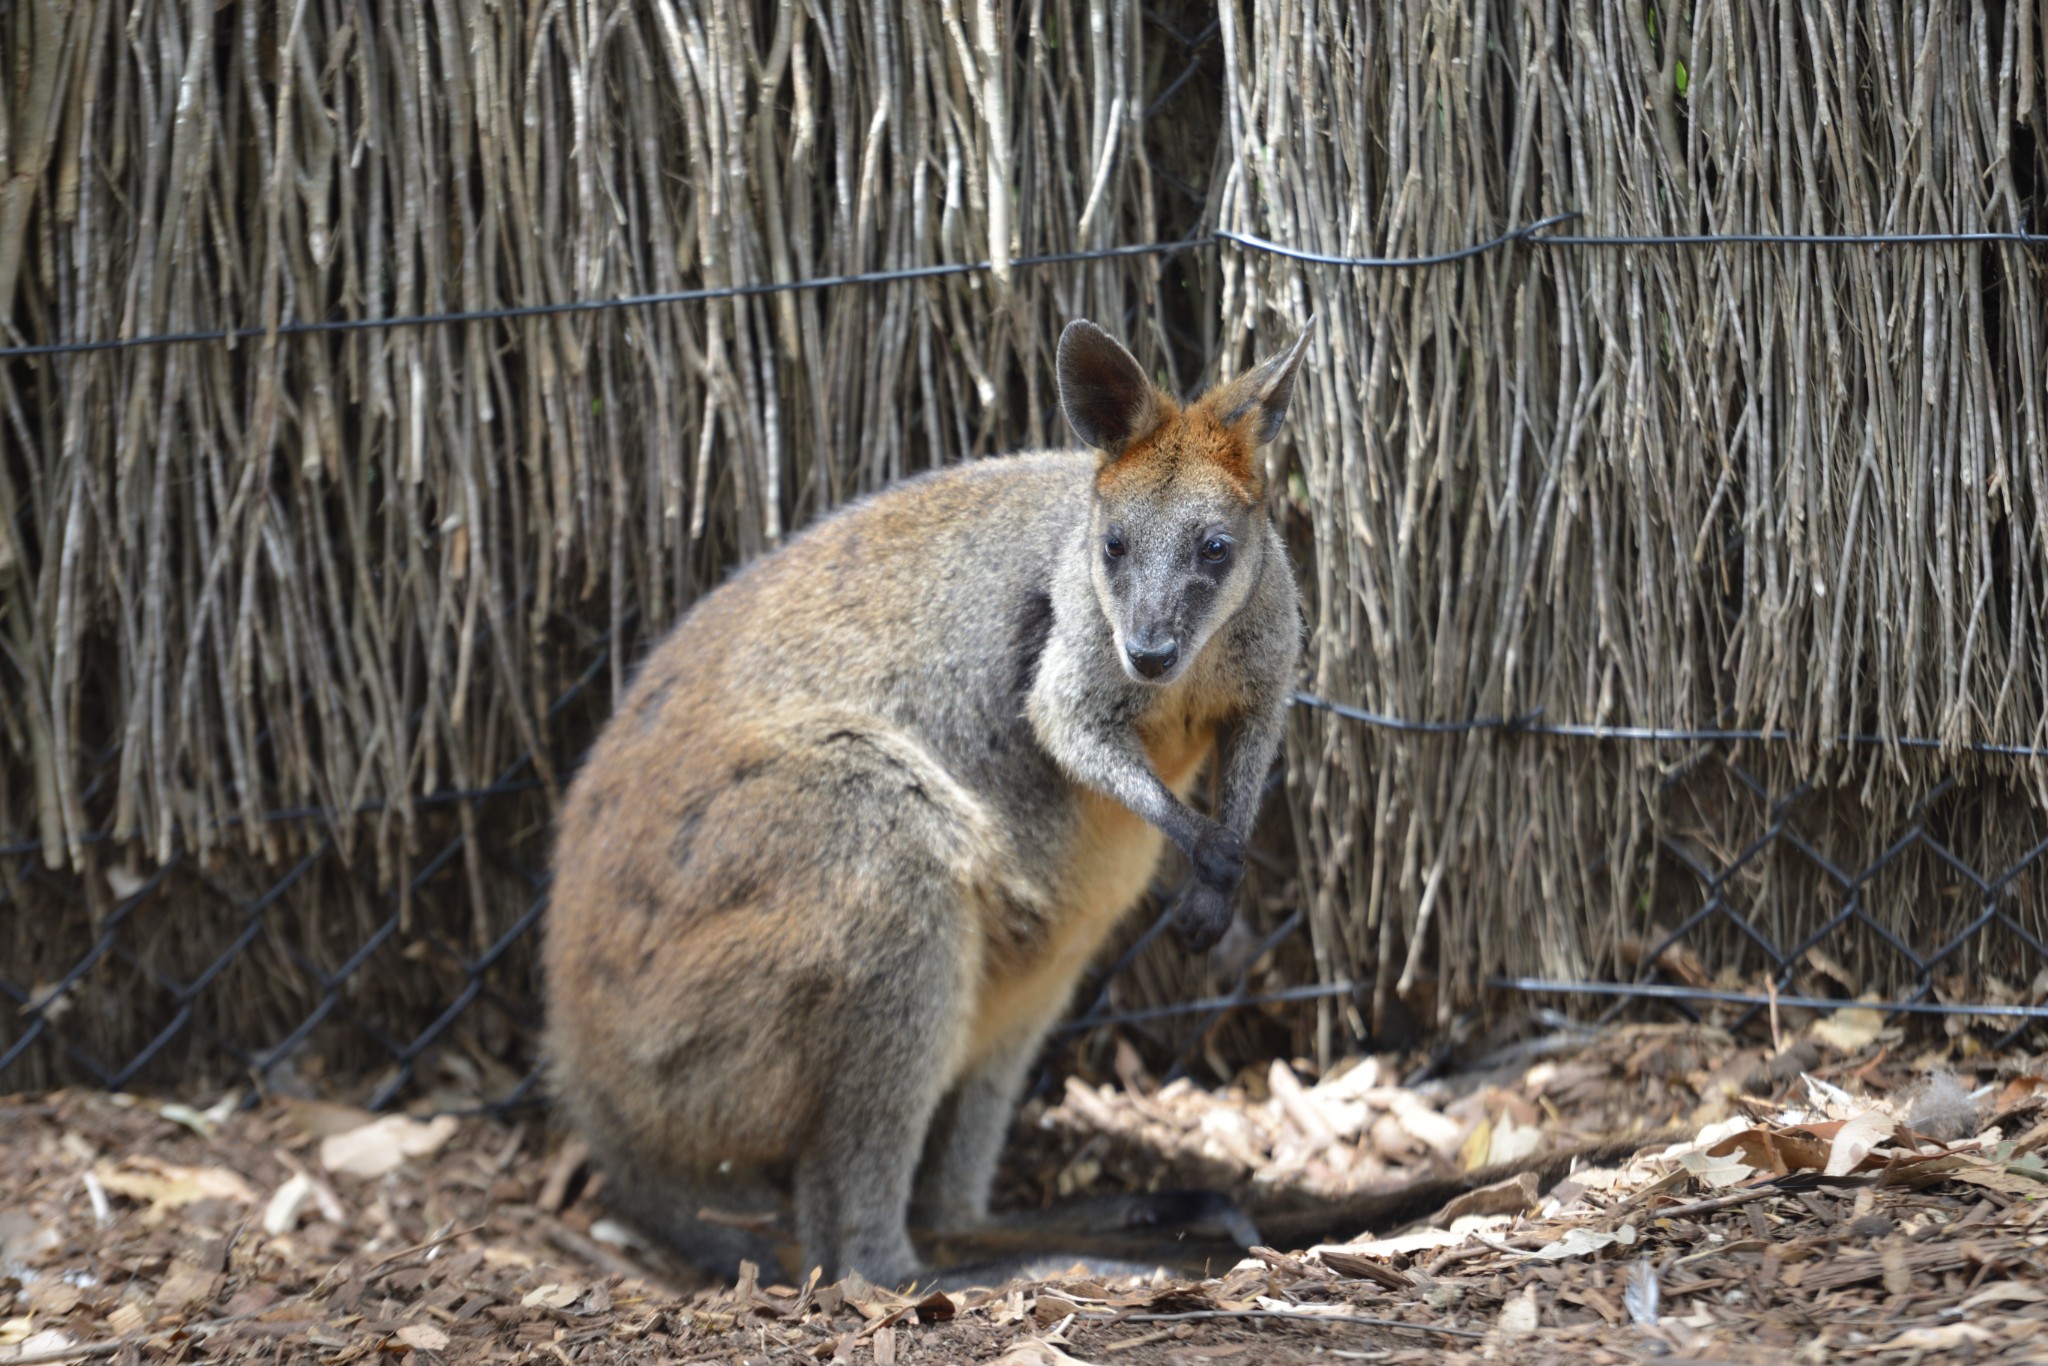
left=1125, top=635, right=1179, bottom=680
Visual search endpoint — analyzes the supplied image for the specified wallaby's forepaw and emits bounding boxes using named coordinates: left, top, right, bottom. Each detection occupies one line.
left=1191, top=826, right=1246, bottom=891
left=1169, top=879, right=1235, bottom=952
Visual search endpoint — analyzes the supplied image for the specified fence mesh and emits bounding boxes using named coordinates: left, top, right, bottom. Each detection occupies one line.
left=8, top=659, right=2048, bottom=1111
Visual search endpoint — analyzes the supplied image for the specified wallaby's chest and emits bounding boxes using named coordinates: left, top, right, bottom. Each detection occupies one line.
left=959, top=702, right=1218, bottom=1071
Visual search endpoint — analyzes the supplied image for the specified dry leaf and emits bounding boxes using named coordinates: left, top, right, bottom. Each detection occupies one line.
left=990, top=1338, right=1101, bottom=1366
left=93, top=1159, right=259, bottom=1219
left=1033, top=1294, right=1082, bottom=1327
left=1493, top=1284, right=1539, bottom=1338
left=520, top=1284, right=585, bottom=1310
left=1991, top=1076, right=2048, bottom=1113
left=10, top=1330, right=80, bottom=1365
left=1435, top=1171, right=1540, bottom=1226
left=1959, top=1282, right=2048, bottom=1311
left=1944, top=1160, right=2048, bottom=1197
left=26, top=1282, right=81, bottom=1317
left=1314, top=1226, right=1465, bottom=1259
left=263, top=1174, right=316, bottom=1235
left=1678, top=1146, right=1760, bottom=1189
left=1882, top=1324, right=1995, bottom=1350
left=1523, top=1224, right=1637, bottom=1261
left=1824, top=1108, right=1897, bottom=1177
left=1880, top=1240, right=1911, bottom=1298
left=1709, top=1126, right=1838, bottom=1176
left=1457, top=1115, right=1494, bottom=1172
left=910, top=1291, right=956, bottom=1323
left=105, top=1306, right=148, bottom=1337
left=319, top=1115, right=459, bottom=1179
left=278, top=1098, right=378, bottom=1140
left=1485, top=1114, right=1546, bottom=1168
left=1268, top=1060, right=1338, bottom=1151
left=396, top=1325, right=450, bottom=1352
left=1809, top=1006, right=1886, bottom=1053
left=1385, top=1094, right=1466, bottom=1159
left=155, top=1260, right=223, bottom=1313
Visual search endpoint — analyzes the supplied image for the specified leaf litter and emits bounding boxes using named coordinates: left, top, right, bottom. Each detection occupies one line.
left=1, top=1022, right=2046, bottom=1363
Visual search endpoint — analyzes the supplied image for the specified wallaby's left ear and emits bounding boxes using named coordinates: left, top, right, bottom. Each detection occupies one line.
left=1203, top=318, right=1314, bottom=446
left=1058, top=320, right=1163, bottom=456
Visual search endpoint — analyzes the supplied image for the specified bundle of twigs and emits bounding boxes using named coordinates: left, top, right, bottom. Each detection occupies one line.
left=1222, top=0, right=2048, bottom=1045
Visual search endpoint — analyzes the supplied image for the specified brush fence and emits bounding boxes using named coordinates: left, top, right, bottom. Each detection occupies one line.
left=2, top=0, right=2045, bottom=1094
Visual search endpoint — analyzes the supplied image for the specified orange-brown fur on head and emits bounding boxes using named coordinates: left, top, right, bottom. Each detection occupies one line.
left=1094, top=399, right=1264, bottom=504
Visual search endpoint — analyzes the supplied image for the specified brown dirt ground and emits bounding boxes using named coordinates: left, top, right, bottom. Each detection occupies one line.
left=5, top=1023, right=2048, bottom=1364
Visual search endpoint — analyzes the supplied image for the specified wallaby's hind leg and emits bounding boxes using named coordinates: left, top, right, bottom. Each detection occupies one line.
left=793, top=1111, right=928, bottom=1287
left=790, top=903, right=967, bottom=1287
left=767, top=723, right=995, bottom=1286
left=910, top=1033, right=1042, bottom=1235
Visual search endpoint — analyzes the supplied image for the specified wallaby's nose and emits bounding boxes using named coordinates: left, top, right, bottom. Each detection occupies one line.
left=1127, top=639, right=1180, bottom=679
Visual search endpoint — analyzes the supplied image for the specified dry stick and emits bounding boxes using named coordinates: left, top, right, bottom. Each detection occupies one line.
left=363, top=1219, right=490, bottom=1273
left=1086, top=1309, right=1487, bottom=1341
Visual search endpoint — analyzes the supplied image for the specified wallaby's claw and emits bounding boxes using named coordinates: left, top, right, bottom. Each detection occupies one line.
left=1170, top=879, right=1235, bottom=952
left=1191, top=825, right=1246, bottom=891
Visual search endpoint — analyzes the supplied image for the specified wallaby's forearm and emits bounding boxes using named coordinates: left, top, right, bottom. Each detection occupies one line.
left=1215, top=695, right=1288, bottom=840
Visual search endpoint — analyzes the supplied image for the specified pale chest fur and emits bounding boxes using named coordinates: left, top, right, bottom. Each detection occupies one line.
left=958, top=695, right=1222, bottom=1073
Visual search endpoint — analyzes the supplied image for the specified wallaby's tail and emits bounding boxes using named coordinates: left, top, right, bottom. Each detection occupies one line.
left=919, top=1189, right=1262, bottom=1287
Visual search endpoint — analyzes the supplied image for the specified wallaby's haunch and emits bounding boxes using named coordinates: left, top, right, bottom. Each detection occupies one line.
left=543, top=319, right=1311, bottom=1288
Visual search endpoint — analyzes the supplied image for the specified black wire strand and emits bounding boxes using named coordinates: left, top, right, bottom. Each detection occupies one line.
left=9, top=212, right=2044, bottom=360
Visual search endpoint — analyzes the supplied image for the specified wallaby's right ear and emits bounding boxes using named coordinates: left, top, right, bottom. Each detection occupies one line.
left=1058, top=320, right=1162, bottom=456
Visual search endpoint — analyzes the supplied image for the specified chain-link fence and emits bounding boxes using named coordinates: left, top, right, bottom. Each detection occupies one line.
left=9, top=666, right=2048, bottom=1110
left=7, top=6, right=2048, bottom=1110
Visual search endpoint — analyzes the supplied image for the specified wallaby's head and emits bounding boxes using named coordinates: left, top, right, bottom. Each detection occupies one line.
left=1057, top=319, right=1311, bottom=687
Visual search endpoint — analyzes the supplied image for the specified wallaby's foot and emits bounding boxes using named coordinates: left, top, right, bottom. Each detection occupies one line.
left=1190, top=826, right=1247, bottom=889
left=1169, top=879, right=1238, bottom=950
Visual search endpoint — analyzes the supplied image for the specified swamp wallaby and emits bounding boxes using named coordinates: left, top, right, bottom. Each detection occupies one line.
left=543, top=319, right=1311, bottom=1288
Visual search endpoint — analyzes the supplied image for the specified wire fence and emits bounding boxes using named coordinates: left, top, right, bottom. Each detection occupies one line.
left=7, top=6, right=2048, bottom=1109
left=13, top=212, right=2048, bottom=361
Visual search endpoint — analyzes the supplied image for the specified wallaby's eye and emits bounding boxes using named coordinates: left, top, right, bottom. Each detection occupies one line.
left=1201, top=536, right=1231, bottom=564
left=1104, top=531, right=1127, bottom=561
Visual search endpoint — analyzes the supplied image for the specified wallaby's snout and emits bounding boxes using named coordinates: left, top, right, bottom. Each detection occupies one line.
left=1125, top=633, right=1178, bottom=680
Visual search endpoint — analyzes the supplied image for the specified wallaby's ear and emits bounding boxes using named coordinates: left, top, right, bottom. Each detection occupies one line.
left=1058, top=320, right=1162, bottom=455
left=1203, top=319, right=1314, bottom=446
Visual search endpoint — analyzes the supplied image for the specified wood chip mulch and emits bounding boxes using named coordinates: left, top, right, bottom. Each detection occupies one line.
left=5, top=1025, right=2048, bottom=1364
